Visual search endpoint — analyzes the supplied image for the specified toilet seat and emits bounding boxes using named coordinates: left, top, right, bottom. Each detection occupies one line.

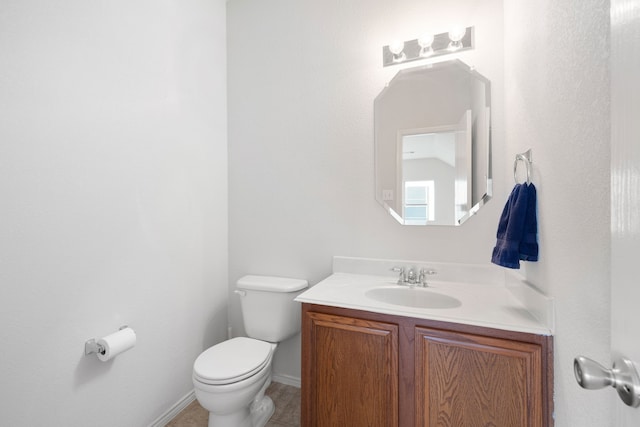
left=193, top=337, right=273, bottom=386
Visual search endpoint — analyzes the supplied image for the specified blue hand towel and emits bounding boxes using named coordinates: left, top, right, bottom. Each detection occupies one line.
left=519, top=183, right=538, bottom=261
left=491, top=183, right=533, bottom=269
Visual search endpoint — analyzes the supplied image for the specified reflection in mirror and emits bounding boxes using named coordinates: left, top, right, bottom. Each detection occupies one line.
left=400, top=111, right=471, bottom=225
left=375, top=60, right=491, bottom=226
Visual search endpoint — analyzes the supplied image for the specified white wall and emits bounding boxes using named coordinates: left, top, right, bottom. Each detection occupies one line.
left=227, top=0, right=504, bottom=384
left=504, top=1, right=611, bottom=425
left=0, top=1, right=228, bottom=426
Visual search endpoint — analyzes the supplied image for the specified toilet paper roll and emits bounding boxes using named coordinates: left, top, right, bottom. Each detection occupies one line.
left=97, top=327, right=136, bottom=362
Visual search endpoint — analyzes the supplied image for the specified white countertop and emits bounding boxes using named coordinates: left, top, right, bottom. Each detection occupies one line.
left=296, top=271, right=553, bottom=336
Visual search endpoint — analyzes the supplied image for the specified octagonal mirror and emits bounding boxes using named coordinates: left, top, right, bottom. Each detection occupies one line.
left=375, top=60, right=492, bottom=226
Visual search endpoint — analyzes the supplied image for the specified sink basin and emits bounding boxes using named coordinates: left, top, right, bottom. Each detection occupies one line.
left=365, top=286, right=462, bottom=309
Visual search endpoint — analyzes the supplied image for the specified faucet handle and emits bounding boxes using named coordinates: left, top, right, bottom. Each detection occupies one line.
left=390, top=266, right=405, bottom=285
left=418, top=268, right=437, bottom=287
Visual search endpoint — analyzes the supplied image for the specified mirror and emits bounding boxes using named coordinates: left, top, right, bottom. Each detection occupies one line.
left=375, top=60, right=492, bottom=226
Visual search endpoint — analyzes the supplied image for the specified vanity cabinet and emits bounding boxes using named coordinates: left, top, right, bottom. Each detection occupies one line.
left=301, top=304, right=553, bottom=427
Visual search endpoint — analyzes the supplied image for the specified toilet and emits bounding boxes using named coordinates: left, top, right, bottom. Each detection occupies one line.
left=192, top=275, right=308, bottom=427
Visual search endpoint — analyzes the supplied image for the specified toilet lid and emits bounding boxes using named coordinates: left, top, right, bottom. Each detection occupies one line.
left=193, top=337, right=273, bottom=385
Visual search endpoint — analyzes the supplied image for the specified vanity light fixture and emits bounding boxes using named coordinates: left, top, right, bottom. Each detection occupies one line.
left=382, top=26, right=474, bottom=67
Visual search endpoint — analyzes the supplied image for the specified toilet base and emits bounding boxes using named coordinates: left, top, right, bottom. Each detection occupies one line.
left=251, top=395, right=275, bottom=427
left=199, top=373, right=275, bottom=427
left=205, top=394, right=274, bottom=427
left=207, top=408, right=250, bottom=427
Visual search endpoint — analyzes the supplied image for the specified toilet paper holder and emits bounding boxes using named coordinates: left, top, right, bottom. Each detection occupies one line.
left=84, top=325, right=129, bottom=356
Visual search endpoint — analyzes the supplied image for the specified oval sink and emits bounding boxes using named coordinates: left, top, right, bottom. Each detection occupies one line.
left=365, top=286, right=462, bottom=309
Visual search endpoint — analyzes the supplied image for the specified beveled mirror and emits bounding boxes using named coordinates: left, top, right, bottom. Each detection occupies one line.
left=375, top=59, right=492, bottom=226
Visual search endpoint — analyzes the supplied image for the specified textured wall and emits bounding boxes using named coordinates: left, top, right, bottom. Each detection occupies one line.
left=504, top=1, right=611, bottom=425
left=0, top=1, right=228, bottom=425
left=227, top=0, right=505, bottom=383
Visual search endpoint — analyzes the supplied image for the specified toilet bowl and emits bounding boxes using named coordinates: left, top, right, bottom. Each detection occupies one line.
left=193, top=337, right=276, bottom=427
left=192, top=275, right=308, bottom=427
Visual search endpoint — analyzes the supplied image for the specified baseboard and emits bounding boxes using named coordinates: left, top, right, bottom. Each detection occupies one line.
left=148, top=389, right=196, bottom=427
left=272, top=373, right=301, bottom=388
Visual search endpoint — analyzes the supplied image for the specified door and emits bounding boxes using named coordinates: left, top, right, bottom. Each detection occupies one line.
left=611, top=0, right=640, bottom=424
left=454, top=110, right=472, bottom=222
left=573, top=2, right=640, bottom=421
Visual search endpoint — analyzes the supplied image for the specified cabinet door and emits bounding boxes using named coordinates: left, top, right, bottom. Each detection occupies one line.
left=304, top=312, right=399, bottom=427
left=415, top=327, right=543, bottom=427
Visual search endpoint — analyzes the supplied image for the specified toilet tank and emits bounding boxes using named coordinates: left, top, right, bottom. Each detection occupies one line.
left=236, top=275, right=308, bottom=343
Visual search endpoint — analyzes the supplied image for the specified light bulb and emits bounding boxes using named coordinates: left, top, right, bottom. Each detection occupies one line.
left=418, top=32, right=434, bottom=57
left=389, top=40, right=406, bottom=62
left=448, top=26, right=466, bottom=42
left=448, top=26, right=466, bottom=51
left=418, top=32, right=434, bottom=48
left=389, top=40, right=404, bottom=55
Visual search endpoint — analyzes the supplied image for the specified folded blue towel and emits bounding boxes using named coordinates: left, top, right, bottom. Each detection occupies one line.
left=491, top=183, right=538, bottom=269
left=519, top=183, right=538, bottom=261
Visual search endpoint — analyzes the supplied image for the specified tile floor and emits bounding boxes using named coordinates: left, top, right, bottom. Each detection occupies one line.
left=166, top=382, right=300, bottom=427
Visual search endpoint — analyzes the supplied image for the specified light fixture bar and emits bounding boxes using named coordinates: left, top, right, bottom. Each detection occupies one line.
left=382, top=26, right=474, bottom=67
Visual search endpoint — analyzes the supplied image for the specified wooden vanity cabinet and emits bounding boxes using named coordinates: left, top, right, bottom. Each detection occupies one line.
left=301, top=304, right=553, bottom=427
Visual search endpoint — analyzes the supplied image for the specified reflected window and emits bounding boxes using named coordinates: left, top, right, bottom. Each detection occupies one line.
left=404, top=181, right=435, bottom=225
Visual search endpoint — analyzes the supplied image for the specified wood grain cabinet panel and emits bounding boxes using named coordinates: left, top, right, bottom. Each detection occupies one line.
left=301, top=304, right=553, bottom=427
left=415, top=327, right=542, bottom=427
left=302, top=311, right=399, bottom=427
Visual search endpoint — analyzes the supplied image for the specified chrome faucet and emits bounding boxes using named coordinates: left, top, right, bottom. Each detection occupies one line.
left=391, top=266, right=421, bottom=287
left=406, top=268, right=418, bottom=285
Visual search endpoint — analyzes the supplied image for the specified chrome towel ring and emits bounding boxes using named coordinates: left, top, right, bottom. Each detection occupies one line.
left=514, top=149, right=532, bottom=184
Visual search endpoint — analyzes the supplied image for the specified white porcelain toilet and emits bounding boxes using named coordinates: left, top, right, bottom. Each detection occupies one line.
left=192, top=275, right=308, bottom=427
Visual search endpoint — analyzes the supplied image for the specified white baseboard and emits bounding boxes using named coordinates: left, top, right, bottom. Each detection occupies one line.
left=148, top=389, right=196, bottom=427
left=272, top=373, right=301, bottom=388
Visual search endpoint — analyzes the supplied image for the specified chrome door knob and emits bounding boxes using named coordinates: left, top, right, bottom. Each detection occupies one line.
left=574, top=355, right=640, bottom=407
left=574, top=356, right=615, bottom=389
